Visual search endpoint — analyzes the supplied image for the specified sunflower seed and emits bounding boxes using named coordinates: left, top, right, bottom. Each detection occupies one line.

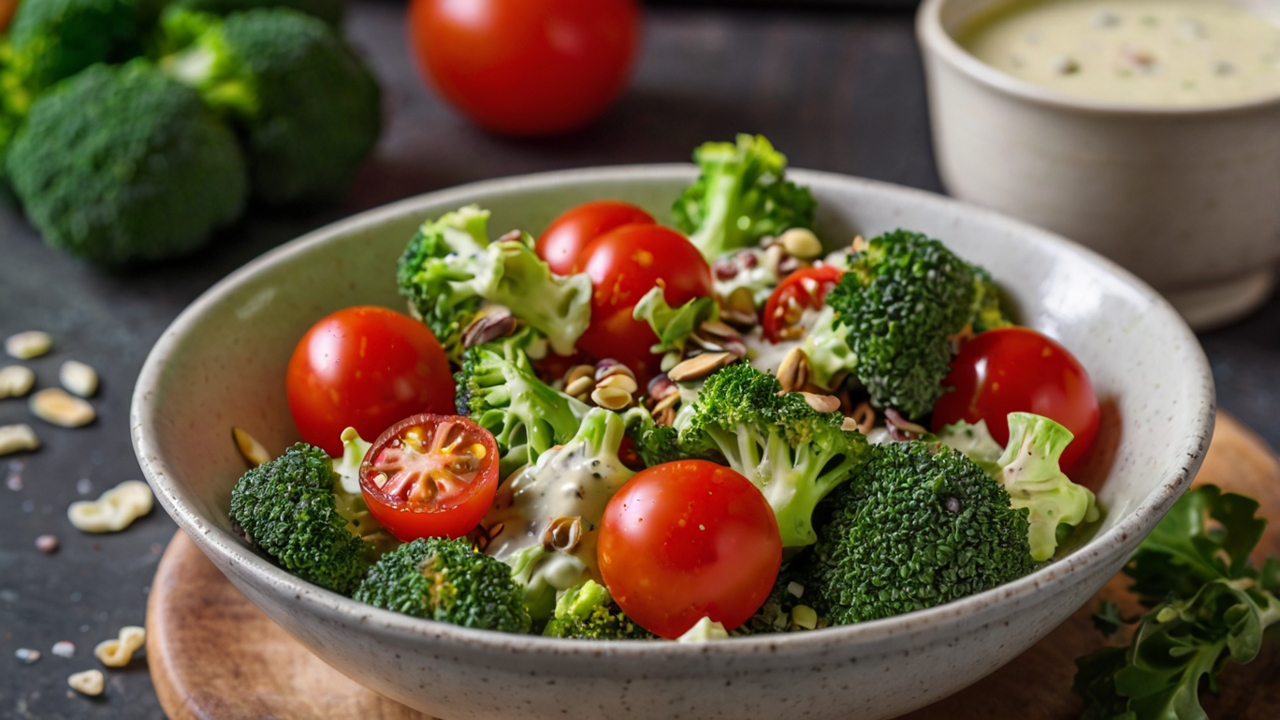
left=59, top=361, right=98, bottom=398
left=667, top=351, right=735, bottom=383
left=564, top=375, right=595, bottom=397
left=232, top=427, right=272, bottom=467
left=5, top=331, right=51, bottom=360
left=776, top=348, right=810, bottom=394
left=68, top=669, right=104, bottom=696
left=596, top=373, right=638, bottom=394
left=591, top=385, right=633, bottom=411
left=799, top=392, right=841, bottom=414
left=541, top=516, right=583, bottom=553
left=780, top=228, right=823, bottom=260
left=0, top=366, right=35, bottom=398
left=29, top=389, right=95, bottom=428
left=0, top=424, right=40, bottom=456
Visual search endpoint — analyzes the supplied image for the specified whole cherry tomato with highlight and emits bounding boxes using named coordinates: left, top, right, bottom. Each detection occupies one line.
left=931, top=327, right=1099, bottom=472
left=572, top=224, right=713, bottom=383
left=286, top=306, right=455, bottom=456
left=598, top=459, right=782, bottom=639
left=407, top=0, right=642, bottom=135
left=536, top=200, right=655, bottom=276
left=359, top=414, right=499, bottom=540
left=762, top=265, right=845, bottom=343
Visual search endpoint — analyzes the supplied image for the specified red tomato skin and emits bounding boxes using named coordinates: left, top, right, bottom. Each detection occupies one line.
left=598, top=460, right=782, bottom=639
left=286, top=307, right=455, bottom=456
left=408, top=0, right=642, bottom=135
left=572, top=224, right=713, bottom=383
left=536, top=201, right=655, bottom=276
left=359, top=414, right=499, bottom=541
left=761, top=265, right=845, bottom=342
left=931, top=327, right=1099, bottom=472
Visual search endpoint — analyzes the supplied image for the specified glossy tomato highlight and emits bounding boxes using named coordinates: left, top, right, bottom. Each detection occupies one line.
left=536, top=200, right=654, bottom=275
left=359, top=414, right=499, bottom=540
left=286, top=306, right=454, bottom=456
left=573, top=224, right=713, bottom=383
left=931, top=327, right=1099, bottom=471
left=598, top=460, right=782, bottom=639
left=408, top=0, right=642, bottom=135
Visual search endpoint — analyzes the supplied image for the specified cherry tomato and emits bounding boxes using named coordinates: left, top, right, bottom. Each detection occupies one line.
left=761, top=265, right=845, bottom=343
left=286, top=306, right=455, bottom=456
left=598, top=460, right=782, bottom=639
left=931, top=327, right=1099, bottom=472
left=407, top=0, right=642, bottom=135
left=572, top=224, right=713, bottom=383
left=536, top=200, right=655, bottom=276
left=359, top=414, right=499, bottom=540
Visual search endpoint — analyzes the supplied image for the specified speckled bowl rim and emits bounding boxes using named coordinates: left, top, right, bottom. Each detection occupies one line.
left=132, top=164, right=1215, bottom=662
left=917, top=0, right=1280, bottom=117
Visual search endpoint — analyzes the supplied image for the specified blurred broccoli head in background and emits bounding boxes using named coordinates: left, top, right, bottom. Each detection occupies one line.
left=4, top=61, right=248, bottom=268
left=5, top=0, right=146, bottom=93
left=166, top=0, right=344, bottom=27
left=160, top=7, right=380, bottom=205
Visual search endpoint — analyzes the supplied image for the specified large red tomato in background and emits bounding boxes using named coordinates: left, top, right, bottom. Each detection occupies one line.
left=572, top=224, right=713, bottom=383
left=931, top=327, right=1099, bottom=472
left=408, top=0, right=642, bottom=135
left=598, top=460, right=782, bottom=639
left=287, top=306, right=455, bottom=456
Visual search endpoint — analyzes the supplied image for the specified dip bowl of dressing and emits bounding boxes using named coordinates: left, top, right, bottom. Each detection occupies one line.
left=918, top=0, right=1280, bottom=328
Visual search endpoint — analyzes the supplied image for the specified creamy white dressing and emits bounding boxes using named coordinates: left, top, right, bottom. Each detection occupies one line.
left=960, top=0, right=1280, bottom=105
left=483, top=432, right=633, bottom=588
left=740, top=306, right=824, bottom=375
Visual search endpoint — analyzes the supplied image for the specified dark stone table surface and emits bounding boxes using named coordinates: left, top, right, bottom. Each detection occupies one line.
left=2, top=1, right=1276, bottom=718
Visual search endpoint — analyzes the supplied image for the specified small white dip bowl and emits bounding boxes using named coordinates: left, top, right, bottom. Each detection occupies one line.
left=132, top=166, right=1214, bottom=720
left=918, top=0, right=1280, bottom=329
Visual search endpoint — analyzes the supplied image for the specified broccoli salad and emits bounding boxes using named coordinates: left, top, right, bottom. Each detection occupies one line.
left=228, top=135, right=1103, bottom=641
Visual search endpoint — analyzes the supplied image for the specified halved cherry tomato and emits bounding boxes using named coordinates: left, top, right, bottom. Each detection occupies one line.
left=931, top=327, right=1099, bottom=472
left=287, top=306, right=455, bottom=456
left=572, top=224, right=713, bottom=384
left=761, top=265, right=845, bottom=342
left=598, top=460, right=782, bottom=639
left=359, top=414, right=499, bottom=541
left=536, top=200, right=655, bottom=276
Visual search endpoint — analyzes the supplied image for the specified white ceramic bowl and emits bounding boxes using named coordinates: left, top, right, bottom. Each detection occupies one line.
left=917, top=0, right=1280, bottom=330
left=132, top=166, right=1214, bottom=720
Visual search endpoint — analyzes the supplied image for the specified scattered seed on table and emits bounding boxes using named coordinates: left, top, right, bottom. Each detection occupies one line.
left=95, top=626, right=145, bottom=667
left=35, top=535, right=59, bottom=553
left=15, top=648, right=40, bottom=663
left=67, top=480, right=153, bottom=533
left=52, top=641, right=75, bottom=658
left=29, top=389, right=96, bottom=428
left=0, top=424, right=40, bottom=457
left=67, top=669, right=104, bottom=696
left=5, top=331, right=52, bottom=360
left=0, top=365, right=36, bottom=398
left=59, top=361, right=98, bottom=398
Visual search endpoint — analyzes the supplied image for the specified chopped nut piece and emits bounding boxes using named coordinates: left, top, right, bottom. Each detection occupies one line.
left=655, top=407, right=677, bottom=427
left=15, top=648, right=40, bottom=664
left=52, top=641, right=75, bottom=658
left=67, top=480, right=154, bottom=533
left=0, top=365, right=35, bottom=398
left=461, top=305, right=517, bottom=349
left=563, top=375, right=594, bottom=397
left=596, top=373, right=638, bottom=394
left=698, top=320, right=740, bottom=341
left=232, top=427, right=272, bottom=467
left=59, top=361, right=99, bottom=398
left=779, top=228, right=823, bottom=260
left=94, top=626, right=145, bottom=668
left=791, top=604, right=818, bottom=630
left=590, top=385, right=633, bottom=411
left=652, top=391, right=681, bottom=415
left=36, top=535, right=59, bottom=553
left=5, top=331, right=52, bottom=360
left=0, top=424, right=40, bottom=456
left=798, top=392, right=841, bottom=414
left=541, top=516, right=583, bottom=553
left=850, top=401, right=876, bottom=435
left=29, top=388, right=95, bottom=428
left=68, top=669, right=105, bottom=696
left=775, top=348, right=810, bottom=394
left=786, top=581, right=804, bottom=599
left=667, top=351, right=735, bottom=383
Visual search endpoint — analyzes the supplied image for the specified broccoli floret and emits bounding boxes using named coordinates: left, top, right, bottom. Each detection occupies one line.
left=799, top=441, right=1035, bottom=625
left=486, top=408, right=635, bottom=620
left=971, top=267, right=1013, bottom=332
left=5, top=61, right=247, bottom=267
left=160, top=7, right=379, bottom=205
left=354, top=537, right=531, bottom=633
left=731, top=562, right=823, bottom=636
left=456, top=333, right=590, bottom=474
left=628, top=418, right=685, bottom=468
left=397, top=205, right=592, bottom=359
left=6, top=0, right=144, bottom=93
left=678, top=362, right=872, bottom=548
left=229, top=442, right=373, bottom=595
left=542, top=580, right=655, bottom=640
left=995, top=412, right=1098, bottom=561
left=673, top=134, right=816, bottom=262
left=167, top=0, right=343, bottom=26
left=824, top=230, right=979, bottom=419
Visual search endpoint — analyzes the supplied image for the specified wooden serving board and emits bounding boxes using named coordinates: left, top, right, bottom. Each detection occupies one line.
left=146, top=411, right=1280, bottom=720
